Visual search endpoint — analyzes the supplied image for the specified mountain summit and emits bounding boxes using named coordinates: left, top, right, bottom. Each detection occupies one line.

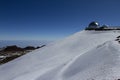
left=0, top=30, right=120, bottom=80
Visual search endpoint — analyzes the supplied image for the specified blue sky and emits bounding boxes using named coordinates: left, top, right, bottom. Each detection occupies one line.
left=0, top=0, right=120, bottom=40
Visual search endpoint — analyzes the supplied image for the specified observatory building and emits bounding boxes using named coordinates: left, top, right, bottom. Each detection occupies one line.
left=88, top=21, right=99, bottom=29
left=85, top=21, right=120, bottom=30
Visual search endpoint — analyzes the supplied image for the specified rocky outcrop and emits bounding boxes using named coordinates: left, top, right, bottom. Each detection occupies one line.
left=0, top=45, right=46, bottom=65
left=24, top=46, right=36, bottom=50
left=3, top=45, right=24, bottom=52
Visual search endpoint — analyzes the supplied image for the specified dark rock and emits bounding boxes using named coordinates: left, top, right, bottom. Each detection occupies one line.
left=0, top=55, right=19, bottom=64
left=36, top=45, right=46, bottom=49
left=0, top=44, right=46, bottom=65
left=118, top=41, right=120, bottom=43
left=3, top=45, right=24, bottom=52
left=39, top=45, right=46, bottom=48
left=117, top=36, right=120, bottom=38
left=115, top=38, right=119, bottom=41
left=36, top=46, right=40, bottom=49
left=24, top=46, right=36, bottom=50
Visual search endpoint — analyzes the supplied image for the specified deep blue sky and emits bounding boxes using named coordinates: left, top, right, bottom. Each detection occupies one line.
left=0, top=0, right=120, bottom=40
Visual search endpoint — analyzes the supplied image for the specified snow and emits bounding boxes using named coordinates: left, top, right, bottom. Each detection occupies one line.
left=0, top=56, right=6, bottom=60
left=58, top=41, right=120, bottom=80
left=0, top=30, right=120, bottom=80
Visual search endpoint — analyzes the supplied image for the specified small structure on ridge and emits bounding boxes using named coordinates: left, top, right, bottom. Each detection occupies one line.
left=88, top=21, right=99, bottom=29
left=85, top=21, right=120, bottom=30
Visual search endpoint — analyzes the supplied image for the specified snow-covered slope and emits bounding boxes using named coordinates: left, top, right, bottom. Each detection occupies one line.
left=58, top=41, right=120, bottom=80
left=0, top=30, right=120, bottom=80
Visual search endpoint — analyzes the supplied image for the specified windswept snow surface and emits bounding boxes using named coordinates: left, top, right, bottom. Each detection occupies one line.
left=0, top=30, right=120, bottom=80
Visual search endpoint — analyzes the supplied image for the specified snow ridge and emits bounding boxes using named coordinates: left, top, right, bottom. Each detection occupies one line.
left=0, top=30, right=120, bottom=80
